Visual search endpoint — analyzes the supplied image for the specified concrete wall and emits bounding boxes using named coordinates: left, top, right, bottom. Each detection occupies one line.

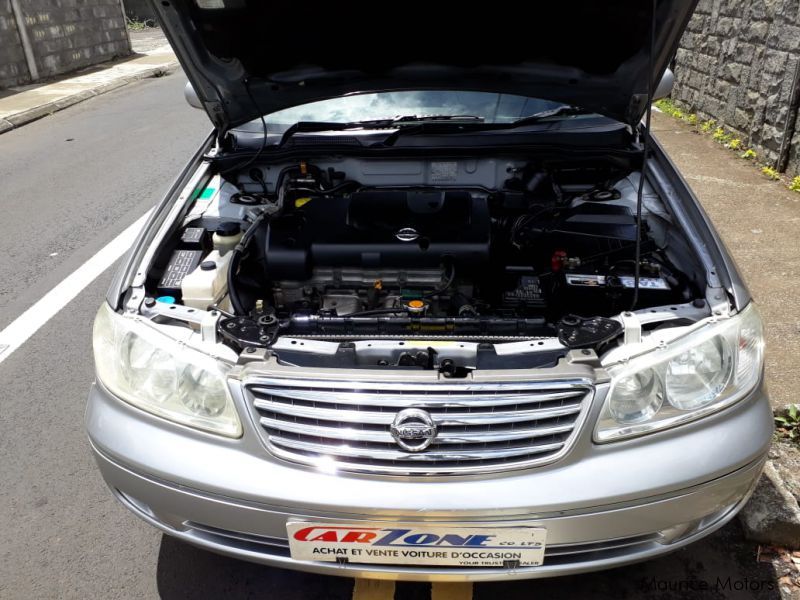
left=121, top=0, right=157, bottom=23
left=671, top=0, right=800, bottom=175
left=0, top=1, right=29, bottom=88
left=0, top=0, right=131, bottom=89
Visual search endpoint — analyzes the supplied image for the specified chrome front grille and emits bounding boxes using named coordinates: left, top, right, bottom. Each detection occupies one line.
left=245, top=378, right=593, bottom=475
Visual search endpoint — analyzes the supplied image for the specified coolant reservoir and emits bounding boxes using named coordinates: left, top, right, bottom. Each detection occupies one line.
left=212, top=221, right=243, bottom=255
left=180, top=250, right=233, bottom=309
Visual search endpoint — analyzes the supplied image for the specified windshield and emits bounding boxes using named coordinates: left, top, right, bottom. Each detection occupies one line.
left=264, top=91, right=568, bottom=126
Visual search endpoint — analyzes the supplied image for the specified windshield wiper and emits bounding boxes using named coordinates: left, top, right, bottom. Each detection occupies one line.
left=377, top=106, right=595, bottom=144
left=275, top=108, right=593, bottom=148
left=277, top=115, right=485, bottom=146
left=388, top=114, right=485, bottom=124
left=509, top=105, right=592, bottom=126
left=343, top=114, right=485, bottom=128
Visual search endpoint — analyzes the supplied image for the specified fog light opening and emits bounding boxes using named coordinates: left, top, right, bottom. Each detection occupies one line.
left=657, top=503, right=739, bottom=544
left=657, top=520, right=701, bottom=544
left=114, top=488, right=156, bottom=519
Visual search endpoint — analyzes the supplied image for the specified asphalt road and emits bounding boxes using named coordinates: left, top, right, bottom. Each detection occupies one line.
left=0, top=72, right=783, bottom=600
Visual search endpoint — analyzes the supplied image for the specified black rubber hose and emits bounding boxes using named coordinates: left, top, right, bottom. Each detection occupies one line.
left=228, top=211, right=269, bottom=315
left=322, top=180, right=360, bottom=195
left=422, top=263, right=455, bottom=299
left=227, top=249, right=246, bottom=315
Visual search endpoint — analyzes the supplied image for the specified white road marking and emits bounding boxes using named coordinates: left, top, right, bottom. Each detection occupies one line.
left=0, top=210, right=151, bottom=365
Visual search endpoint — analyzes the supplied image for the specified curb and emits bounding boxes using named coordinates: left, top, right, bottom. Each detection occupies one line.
left=738, top=439, right=800, bottom=550
left=0, top=61, right=179, bottom=134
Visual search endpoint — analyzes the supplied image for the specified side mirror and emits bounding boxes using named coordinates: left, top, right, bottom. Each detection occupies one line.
left=184, top=81, right=203, bottom=109
left=653, top=68, right=674, bottom=101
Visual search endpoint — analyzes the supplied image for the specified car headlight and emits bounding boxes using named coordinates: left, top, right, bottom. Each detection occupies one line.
left=595, top=303, right=764, bottom=442
left=92, top=303, right=242, bottom=438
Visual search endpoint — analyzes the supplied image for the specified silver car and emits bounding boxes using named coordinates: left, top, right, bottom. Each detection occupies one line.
left=86, top=0, right=771, bottom=581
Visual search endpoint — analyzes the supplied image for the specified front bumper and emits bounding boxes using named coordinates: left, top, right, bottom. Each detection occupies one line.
left=86, top=381, right=772, bottom=581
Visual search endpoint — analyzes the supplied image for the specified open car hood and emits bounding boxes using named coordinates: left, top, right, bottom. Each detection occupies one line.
left=153, top=0, right=696, bottom=133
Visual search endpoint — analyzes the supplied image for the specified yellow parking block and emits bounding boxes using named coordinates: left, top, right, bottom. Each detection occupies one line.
left=352, top=578, right=396, bottom=600
left=431, top=582, right=474, bottom=600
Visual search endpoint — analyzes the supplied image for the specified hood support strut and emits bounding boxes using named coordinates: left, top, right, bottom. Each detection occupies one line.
left=631, top=0, right=657, bottom=311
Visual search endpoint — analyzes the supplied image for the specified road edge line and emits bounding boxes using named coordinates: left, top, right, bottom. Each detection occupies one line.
left=0, top=211, right=150, bottom=365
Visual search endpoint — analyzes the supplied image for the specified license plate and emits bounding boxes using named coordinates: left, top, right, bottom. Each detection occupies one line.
left=286, top=522, right=546, bottom=567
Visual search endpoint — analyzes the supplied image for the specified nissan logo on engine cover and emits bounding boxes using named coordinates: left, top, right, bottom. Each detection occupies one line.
left=390, top=408, right=437, bottom=452
left=395, top=227, right=420, bottom=242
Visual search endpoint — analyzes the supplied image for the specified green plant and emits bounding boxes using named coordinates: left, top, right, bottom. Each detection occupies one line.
left=761, top=166, right=780, bottom=180
left=790, top=176, right=800, bottom=192
left=726, top=138, right=743, bottom=150
left=126, top=17, right=155, bottom=31
left=655, top=98, right=677, bottom=112
left=654, top=98, right=673, bottom=111
left=712, top=127, right=732, bottom=144
left=653, top=100, right=699, bottom=124
left=700, top=119, right=716, bottom=133
left=776, top=405, right=800, bottom=442
left=654, top=98, right=689, bottom=120
left=741, top=148, right=757, bottom=160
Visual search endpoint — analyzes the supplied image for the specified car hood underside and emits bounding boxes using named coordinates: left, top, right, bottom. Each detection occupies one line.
left=153, top=0, right=697, bottom=132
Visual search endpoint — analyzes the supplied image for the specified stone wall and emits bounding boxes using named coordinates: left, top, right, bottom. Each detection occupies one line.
left=671, top=0, right=800, bottom=175
left=0, top=0, right=131, bottom=89
left=791, top=101, right=800, bottom=171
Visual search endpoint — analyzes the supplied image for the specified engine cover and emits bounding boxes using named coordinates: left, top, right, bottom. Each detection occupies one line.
left=263, top=190, right=490, bottom=280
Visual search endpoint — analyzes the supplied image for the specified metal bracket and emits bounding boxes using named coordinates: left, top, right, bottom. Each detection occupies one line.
left=706, top=287, right=731, bottom=318
left=125, top=286, right=146, bottom=314
left=142, top=300, right=206, bottom=324
left=631, top=301, right=711, bottom=326
left=494, top=338, right=566, bottom=356
left=200, top=310, right=221, bottom=343
left=237, top=346, right=268, bottom=365
left=353, top=339, right=479, bottom=368
left=272, top=337, right=340, bottom=355
left=618, top=311, right=642, bottom=346
left=141, top=300, right=221, bottom=342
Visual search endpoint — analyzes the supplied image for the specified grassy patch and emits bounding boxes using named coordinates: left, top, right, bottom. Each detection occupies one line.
left=654, top=98, right=679, bottom=116
left=726, top=138, right=743, bottom=151
left=776, top=405, right=800, bottom=442
left=700, top=119, right=716, bottom=133
left=126, top=17, right=156, bottom=31
left=712, top=127, right=733, bottom=145
left=654, top=100, right=799, bottom=189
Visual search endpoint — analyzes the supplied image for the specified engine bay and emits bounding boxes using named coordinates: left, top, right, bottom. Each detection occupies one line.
left=142, top=155, right=710, bottom=372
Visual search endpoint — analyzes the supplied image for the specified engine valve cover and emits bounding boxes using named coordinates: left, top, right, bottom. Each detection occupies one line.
left=262, top=190, right=490, bottom=280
